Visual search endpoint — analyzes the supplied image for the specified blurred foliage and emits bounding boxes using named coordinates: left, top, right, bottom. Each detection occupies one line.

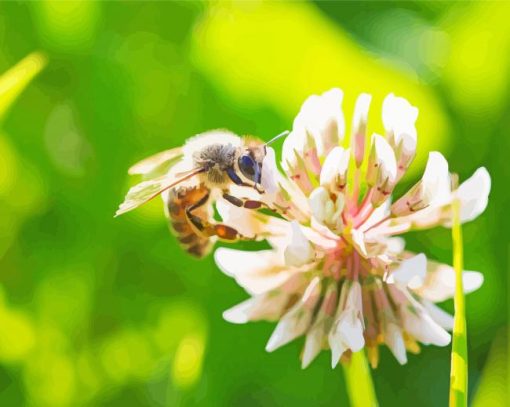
left=0, top=1, right=507, bottom=406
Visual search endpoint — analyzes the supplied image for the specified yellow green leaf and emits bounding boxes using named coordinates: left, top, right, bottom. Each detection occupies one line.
left=0, top=52, right=47, bottom=121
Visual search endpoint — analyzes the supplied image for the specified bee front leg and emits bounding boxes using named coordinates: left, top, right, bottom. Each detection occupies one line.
left=222, top=192, right=271, bottom=210
left=185, top=197, right=252, bottom=242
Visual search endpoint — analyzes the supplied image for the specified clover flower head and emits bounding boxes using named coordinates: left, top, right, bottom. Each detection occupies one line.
left=215, top=88, right=490, bottom=368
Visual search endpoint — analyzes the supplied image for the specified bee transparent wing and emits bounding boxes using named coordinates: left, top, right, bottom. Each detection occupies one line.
left=128, top=147, right=183, bottom=176
left=115, top=167, right=205, bottom=217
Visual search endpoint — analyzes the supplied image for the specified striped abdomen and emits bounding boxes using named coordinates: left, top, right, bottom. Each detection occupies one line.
left=166, top=185, right=213, bottom=258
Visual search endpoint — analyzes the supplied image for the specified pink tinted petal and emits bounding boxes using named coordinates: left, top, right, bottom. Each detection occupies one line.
left=392, top=152, right=451, bottom=216
left=320, top=146, right=350, bottom=193
left=351, top=93, right=372, bottom=167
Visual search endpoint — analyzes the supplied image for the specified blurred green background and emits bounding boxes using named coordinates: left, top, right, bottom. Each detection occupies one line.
left=0, top=1, right=507, bottom=406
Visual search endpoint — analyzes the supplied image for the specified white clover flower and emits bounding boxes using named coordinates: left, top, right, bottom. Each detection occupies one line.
left=214, top=89, right=490, bottom=368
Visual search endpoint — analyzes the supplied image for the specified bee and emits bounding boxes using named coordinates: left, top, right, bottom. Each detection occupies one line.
left=116, top=130, right=288, bottom=257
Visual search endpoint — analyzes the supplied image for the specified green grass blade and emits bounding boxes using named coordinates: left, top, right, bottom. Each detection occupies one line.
left=449, top=199, right=468, bottom=407
left=472, top=328, right=508, bottom=407
left=343, top=350, right=379, bottom=407
left=0, top=52, right=47, bottom=121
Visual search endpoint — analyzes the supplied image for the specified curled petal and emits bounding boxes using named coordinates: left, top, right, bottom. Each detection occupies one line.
left=266, top=277, right=322, bottom=352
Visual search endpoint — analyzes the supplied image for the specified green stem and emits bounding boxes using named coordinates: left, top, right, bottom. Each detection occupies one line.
left=342, top=350, right=379, bottom=407
left=449, top=199, right=468, bottom=407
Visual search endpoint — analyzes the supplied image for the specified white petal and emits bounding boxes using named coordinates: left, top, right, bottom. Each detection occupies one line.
left=282, top=128, right=307, bottom=171
left=422, top=152, right=451, bottom=206
left=223, top=291, right=290, bottom=324
left=421, top=300, right=454, bottom=330
left=284, top=221, right=315, bottom=267
left=382, top=93, right=418, bottom=139
left=345, top=281, right=363, bottom=312
left=218, top=201, right=291, bottom=250
left=329, top=337, right=347, bottom=368
left=260, top=146, right=280, bottom=196
left=351, top=93, right=372, bottom=167
left=415, top=260, right=484, bottom=302
left=266, top=277, right=321, bottom=352
left=360, top=198, right=391, bottom=232
left=366, top=134, right=397, bottom=203
left=402, top=306, right=451, bottom=346
left=329, top=312, right=365, bottom=368
left=390, top=253, right=427, bottom=288
left=320, top=146, right=350, bottom=190
left=385, top=237, right=406, bottom=255
left=351, top=229, right=368, bottom=258
left=391, top=152, right=451, bottom=216
left=214, top=248, right=292, bottom=295
left=301, top=282, right=338, bottom=368
left=385, top=322, right=407, bottom=365
left=216, top=199, right=258, bottom=237
left=302, top=323, right=324, bottom=369
left=309, top=187, right=331, bottom=224
left=340, top=314, right=365, bottom=351
left=291, top=88, right=345, bottom=159
left=445, top=167, right=491, bottom=226
left=328, top=281, right=365, bottom=367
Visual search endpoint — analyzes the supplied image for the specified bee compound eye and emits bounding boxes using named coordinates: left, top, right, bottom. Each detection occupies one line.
left=238, top=154, right=256, bottom=179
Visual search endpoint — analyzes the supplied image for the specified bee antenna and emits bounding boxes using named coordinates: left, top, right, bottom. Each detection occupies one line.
left=265, top=130, right=289, bottom=146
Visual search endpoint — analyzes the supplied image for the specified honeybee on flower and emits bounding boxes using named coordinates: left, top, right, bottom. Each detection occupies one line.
left=214, top=89, right=490, bottom=368
left=116, top=130, right=288, bottom=257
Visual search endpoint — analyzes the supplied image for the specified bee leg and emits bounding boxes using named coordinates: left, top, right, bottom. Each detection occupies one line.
left=222, top=193, right=270, bottom=210
left=185, top=195, right=251, bottom=242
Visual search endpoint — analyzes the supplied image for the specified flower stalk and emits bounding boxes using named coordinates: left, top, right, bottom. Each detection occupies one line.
left=449, top=199, right=468, bottom=407
left=342, top=351, right=378, bottom=407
